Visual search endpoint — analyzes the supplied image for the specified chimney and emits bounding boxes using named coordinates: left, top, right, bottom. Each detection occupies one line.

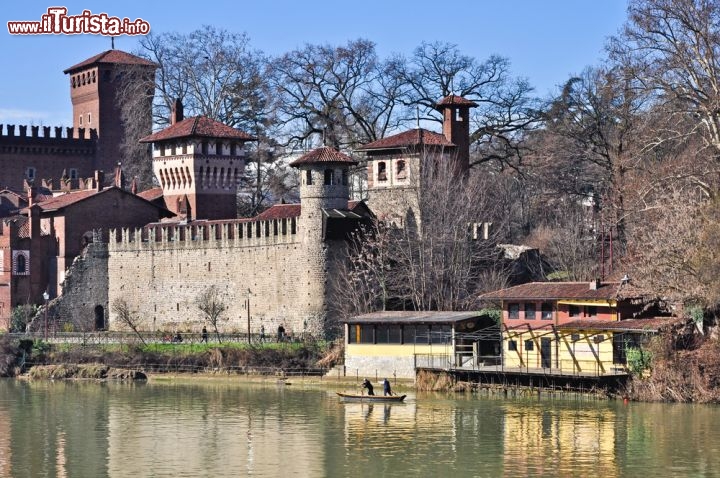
left=94, top=170, right=104, bottom=192
left=171, top=98, right=184, bottom=125
left=589, top=279, right=601, bottom=290
left=130, top=177, right=138, bottom=195
left=114, top=162, right=125, bottom=189
left=27, top=184, right=37, bottom=207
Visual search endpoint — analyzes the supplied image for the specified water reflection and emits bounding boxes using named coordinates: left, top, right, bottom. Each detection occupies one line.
left=2, top=379, right=720, bottom=477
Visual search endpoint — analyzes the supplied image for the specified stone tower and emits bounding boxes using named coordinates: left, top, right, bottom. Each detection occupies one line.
left=63, top=49, right=157, bottom=175
left=290, top=147, right=358, bottom=334
left=139, top=101, right=256, bottom=220
left=358, top=95, right=478, bottom=225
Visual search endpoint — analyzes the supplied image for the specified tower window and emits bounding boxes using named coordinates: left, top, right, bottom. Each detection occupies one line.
left=202, top=141, right=209, bottom=155
left=377, top=162, right=387, bottom=181
left=87, top=113, right=91, bottom=125
left=216, top=141, right=223, bottom=155
left=306, top=170, right=313, bottom=186
left=26, top=167, right=36, bottom=181
left=324, top=169, right=334, bottom=185
left=69, top=168, right=78, bottom=180
left=396, top=160, right=406, bottom=180
left=79, top=115, right=83, bottom=127
left=230, top=143, right=237, bottom=156
left=342, top=169, right=348, bottom=186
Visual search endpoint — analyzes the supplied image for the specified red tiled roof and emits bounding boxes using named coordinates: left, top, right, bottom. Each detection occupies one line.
left=357, top=128, right=454, bottom=151
left=436, top=94, right=479, bottom=108
left=140, top=116, right=256, bottom=143
left=558, top=317, right=688, bottom=332
left=64, top=49, right=157, bottom=74
left=137, top=187, right=164, bottom=202
left=255, top=204, right=301, bottom=221
left=35, top=189, right=98, bottom=211
left=479, top=281, right=631, bottom=301
left=254, top=200, right=366, bottom=221
left=289, top=147, right=358, bottom=167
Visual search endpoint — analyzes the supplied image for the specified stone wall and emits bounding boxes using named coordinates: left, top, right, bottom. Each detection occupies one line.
left=55, top=240, right=108, bottom=331
left=344, top=354, right=417, bottom=380
left=107, top=219, right=332, bottom=337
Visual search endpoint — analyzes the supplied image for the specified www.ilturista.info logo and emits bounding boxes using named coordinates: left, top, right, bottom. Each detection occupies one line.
left=7, top=7, right=150, bottom=35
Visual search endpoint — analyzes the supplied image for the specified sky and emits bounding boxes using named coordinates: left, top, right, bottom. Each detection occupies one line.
left=1, top=1, right=629, bottom=127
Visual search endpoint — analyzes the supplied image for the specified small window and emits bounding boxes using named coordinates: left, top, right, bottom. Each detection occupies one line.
left=79, top=115, right=83, bottom=127
left=593, top=334, right=605, bottom=344
left=230, top=143, right=236, bottom=156
left=586, top=306, right=597, bottom=317
left=525, top=340, right=534, bottom=351
left=524, top=303, right=536, bottom=320
left=324, top=169, right=334, bottom=185
left=69, top=168, right=78, bottom=180
left=306, top=170, right=313, bottom=186
left=541, top=303, right=553, bottom=320
left=182, top=143, right=188, bottom=155
left=508, top=303, right=520, bottom=320
left=216, top=141, right=223, bottom=155
left=359, top=325, right=374, bottom=344
left=508, top=340, right=517, bottom=351
left=26, top=167, right=36, bottom=180
left=16, top=255, right=26, bottom=274
left=342, top=169, right=348, bottom=186
left=569, top=305, right=581, bottom=317
left=87, top=113, right=91, bottom=125
left=396, top=160, right=407, bottom=180
left=202, top=141, right=209, bottom=155
left=377, top=161, right=387, bottom=181
left=571, top=334, right=580, bottom=342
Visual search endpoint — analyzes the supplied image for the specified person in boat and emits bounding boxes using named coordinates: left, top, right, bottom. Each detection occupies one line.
left=383, top=378, right=392, bottom=396
left=362, top=378, right=375, bottom=396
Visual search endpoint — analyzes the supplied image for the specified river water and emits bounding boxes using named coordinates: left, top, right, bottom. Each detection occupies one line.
left=0, top=378, right=719, bottom=477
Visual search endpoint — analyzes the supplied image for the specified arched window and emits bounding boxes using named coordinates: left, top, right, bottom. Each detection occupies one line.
left=16, top=255, right=26, bottom=274
left=377, top=161, right=387, bottom=181
left=396, top=160, right=407, bottom=180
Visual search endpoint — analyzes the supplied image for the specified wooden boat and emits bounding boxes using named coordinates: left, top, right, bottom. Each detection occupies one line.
left=336, top=392, right=406, bottom=402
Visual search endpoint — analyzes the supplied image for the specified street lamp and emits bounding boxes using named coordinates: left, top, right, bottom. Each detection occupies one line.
left=42, top=291, right=49, bottom=341
left=246, top=288, right=251, bottom=344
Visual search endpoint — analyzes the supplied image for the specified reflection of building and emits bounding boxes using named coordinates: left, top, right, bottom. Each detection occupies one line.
left=502, top=403, right=619, bottom=477
left=480, top=281, right=681, bottom=374
left=0, top=408, right=11, bottom=476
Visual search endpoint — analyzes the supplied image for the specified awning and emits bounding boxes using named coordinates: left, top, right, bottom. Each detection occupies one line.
left=556, top=300, right=616, bottom=307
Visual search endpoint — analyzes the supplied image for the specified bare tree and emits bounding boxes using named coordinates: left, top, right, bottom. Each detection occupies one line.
left=111, top=298, right=146, bottom=345
left=391, top=41, right=541, bottom=169
left=196, top=286, right=228, bottom=343
left=612, top=0, right=720, bottom=163
left=268, top=39, right=405, bottom=149
left=138, top=26, right=270, bottom=131
left=115, top=63, right=157, bottom=189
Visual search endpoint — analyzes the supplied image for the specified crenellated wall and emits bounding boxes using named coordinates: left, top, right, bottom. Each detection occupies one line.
left=0, top=123, right=97, bottom=191
left=105, top=215, right=335, bottom=337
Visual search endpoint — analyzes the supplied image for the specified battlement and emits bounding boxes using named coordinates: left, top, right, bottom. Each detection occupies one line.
left=0, top=124, right=97, bottom=142
left=109, top=216, right=299, bottom=251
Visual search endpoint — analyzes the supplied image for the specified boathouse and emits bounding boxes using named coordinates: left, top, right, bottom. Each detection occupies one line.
left=342, top=311, right=497, bottom=379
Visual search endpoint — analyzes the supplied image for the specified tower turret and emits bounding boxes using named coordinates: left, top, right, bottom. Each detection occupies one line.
left=436, top=94, right=478, bottom=173
left=140, top=114, right=256, bottom=220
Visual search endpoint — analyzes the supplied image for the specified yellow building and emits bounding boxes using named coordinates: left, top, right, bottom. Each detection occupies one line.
left=342, top=311, right=495, bottom=379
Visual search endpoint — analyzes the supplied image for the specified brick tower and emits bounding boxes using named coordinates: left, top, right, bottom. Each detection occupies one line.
left=140, top=100, right=256, bottom=220
left=63, top=49, right=157, bottom=175
left=436, top=94, right=478, bottom=173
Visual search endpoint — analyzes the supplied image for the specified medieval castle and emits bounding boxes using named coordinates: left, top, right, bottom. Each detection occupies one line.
left=0, top=49, right=476, bottom=337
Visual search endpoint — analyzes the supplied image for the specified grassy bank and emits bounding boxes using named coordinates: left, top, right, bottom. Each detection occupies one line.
left=0, top=335, right=344, bottom=378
